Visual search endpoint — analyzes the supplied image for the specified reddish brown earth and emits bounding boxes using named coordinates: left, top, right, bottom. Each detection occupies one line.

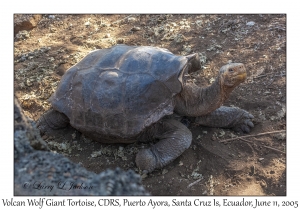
left=14, top=14, right=286, bottom=195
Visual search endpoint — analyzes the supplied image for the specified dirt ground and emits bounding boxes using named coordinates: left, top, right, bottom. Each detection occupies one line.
left=14, top=14, right=286, bottom=196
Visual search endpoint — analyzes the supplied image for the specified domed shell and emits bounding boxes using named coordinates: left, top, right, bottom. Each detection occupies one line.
left=50, top=45, right=189, bottom=140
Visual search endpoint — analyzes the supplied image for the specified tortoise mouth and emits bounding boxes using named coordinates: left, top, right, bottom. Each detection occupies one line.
left=236, top=72, right=247, bottom=81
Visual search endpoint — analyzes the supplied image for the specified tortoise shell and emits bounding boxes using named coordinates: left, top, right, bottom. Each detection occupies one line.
left=49, top=45, right=189, bottom=141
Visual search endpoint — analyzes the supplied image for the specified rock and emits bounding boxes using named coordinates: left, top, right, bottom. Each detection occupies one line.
left=209, top=78, right=216, bottom=84
left=14, top=14, right=42, bottom=35
left=117, top=38, right=125, bottom=44
left=15, top=30, right=30, bottom=41
left=127, top=17, right=136, bottom=23
left=258, top=158, right=264, bottom=162
left=274, top=132, right=286, bottom=141
left=162, top=169, right=168, bottom=175
left=183, top=45, right=192, bottom=54
left=195, top=20, right=202, bottom=27
left=50, top=27, right=57, bottom=33
left=147, top=31, right=154, bottom=36
left=246, top=21, right=255, bottom=26
left=131, top=26, right=141, bottom=32
left=260, top=179, right=267, bottom=188
left=173, top=34, right=186, bottom=43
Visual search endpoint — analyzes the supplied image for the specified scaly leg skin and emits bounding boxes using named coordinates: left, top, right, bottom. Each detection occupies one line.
left=36, top=109, right=69, bottom=135
left=194, top=106, right=254, bottom=133
left=135, top=119, right=192, bottom=174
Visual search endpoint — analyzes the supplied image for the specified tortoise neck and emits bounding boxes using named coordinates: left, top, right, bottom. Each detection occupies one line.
left=174, top=76, right=232, bottom=117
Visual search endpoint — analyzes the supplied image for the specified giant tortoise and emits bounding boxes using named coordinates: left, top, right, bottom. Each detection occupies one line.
left=37, top=45, right=254, bottom=173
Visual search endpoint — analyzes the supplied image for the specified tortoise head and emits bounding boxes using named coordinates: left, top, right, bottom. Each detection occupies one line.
left=219, top=63, right=247, bottom=88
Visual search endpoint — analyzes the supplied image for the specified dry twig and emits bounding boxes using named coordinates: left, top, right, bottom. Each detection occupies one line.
left=219, top=130, right=286, bottom=143
left=237, top=137, right=286, bottom=154
left=252, top=72, right=286, bottom=79
left=187, top=177, right=204, bottom=188
left=111, top=15, right=134, bottom=24
left=263, top=145, right=286, bottom=154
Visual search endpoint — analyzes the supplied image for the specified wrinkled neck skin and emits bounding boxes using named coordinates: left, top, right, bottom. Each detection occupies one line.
left=174, top=75, right=235, bottom=117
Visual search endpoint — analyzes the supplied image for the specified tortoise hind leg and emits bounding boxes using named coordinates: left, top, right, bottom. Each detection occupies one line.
left=136, top=119, right=192, bottom=173
left=37, top=109, right=69, bottom=135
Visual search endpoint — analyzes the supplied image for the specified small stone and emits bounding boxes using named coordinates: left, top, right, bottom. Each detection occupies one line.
left=117, top=38, right=125, bottom=44
left=14, top=14, right=42, bottom=35
left=19, top=56, right=27, bottom=62
left=50, top=27, right=57, bottom=33
left=219, top=130, right=225, bottom=137
left=131, top=26, right=141, bottom=31
left=195, top=20, right=202, bottom=26
left=246, top=21, right=255, bottom=26
left=162, top=169, right=168, bottom=175
left=184, top=46, right=192, bottom=53
left=48, top=57, right=55, bottom=62
left=84, top=21, right=90, bottom=26
left=25, top=79, right=33, bottom=87
left=277, top=108, right=286, bottom=119
left=105, top=33, right=110, bottom=38
left=15, top=30, right=30, bottom=41
left=260, top=179, right=267, bottom=188
left=173, top=34, right=186, bottom=43
left=42, top=135, right=49, bottom=140
left=274, top=132, right=286, bottom=140
left=127, top=17, right=136, bottom=23
left=61, top=143, right=67, bottom=151
left=49, top=15, right=55, bottom=19
left=147, top=31, right=154, bottom=36
left=91, top=151, right=101, bottom=158
left=141, top=173, right=148, bottom=179
left=258, top=158, right=264, bottom=162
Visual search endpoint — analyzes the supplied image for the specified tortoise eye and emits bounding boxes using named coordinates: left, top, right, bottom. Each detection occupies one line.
left=229, top=69, right=234, bottom=73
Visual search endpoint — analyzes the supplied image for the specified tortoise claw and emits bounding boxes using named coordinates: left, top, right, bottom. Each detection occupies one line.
left=248, top=113, right=254, bottom=119
left=241, top=125, right=250, bottom=133
left=232, top=110, right=254, bottom=134
left=247, top=120, right=254, bottom=128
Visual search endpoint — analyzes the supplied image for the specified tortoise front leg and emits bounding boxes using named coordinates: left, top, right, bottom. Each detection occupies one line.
left=136, top=119, right=192, bottom=173
left=194, top=106, right=254, bottom=133
left=37, top=109, right=69, bottom=135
